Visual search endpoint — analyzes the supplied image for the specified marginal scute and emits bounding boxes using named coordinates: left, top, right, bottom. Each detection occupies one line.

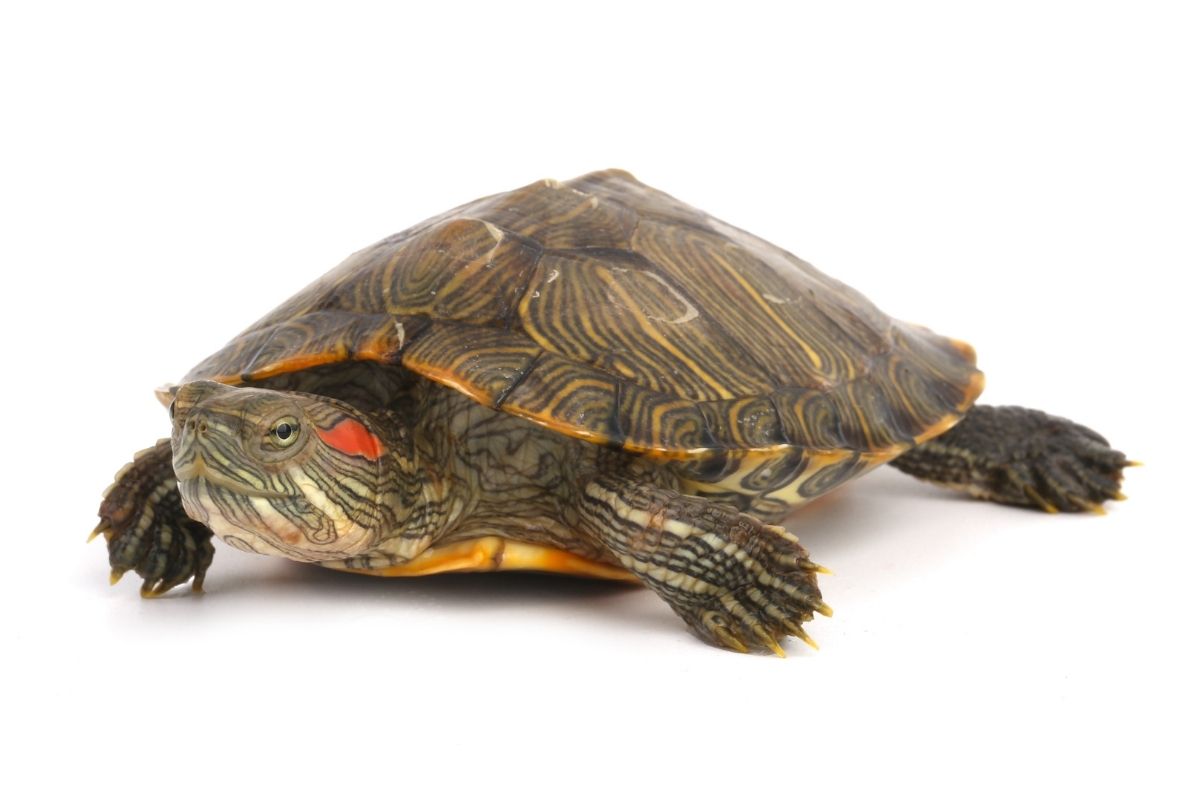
left=400, top=322, right=541, bottom=407
left=697, top=396, right=784, bottom=450
left=499, top=353, right=622, bottom=446
left=616, top=384, right=713, bottom=454
left=797, top=455, right=869, bottom=499
left=179, top=169, right=983, bottom=463
left=185, top=311, right=407, bottom=384
left=740, top=450, right=810, bottom=493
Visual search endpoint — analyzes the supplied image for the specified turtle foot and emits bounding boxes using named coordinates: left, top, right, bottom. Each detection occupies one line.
left=577, top=476, right=829, bottom=655
left=1000, top=425, right=1131, bottom=514
left=679, top=528, right=832, bottom=657
left=893, top=405, right=1130, bottom=513
left=676, top=521, right=831, bottom=656
left=96, top=439, right=214, bottom=596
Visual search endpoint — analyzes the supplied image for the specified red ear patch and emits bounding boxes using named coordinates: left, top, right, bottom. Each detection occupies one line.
left=315, top=418, right=385, bottom=460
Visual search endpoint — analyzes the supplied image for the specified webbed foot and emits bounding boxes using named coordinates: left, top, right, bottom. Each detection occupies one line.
left=892, top=405, right=1131, bottom=513
left=577, top=476, right=829, bottom=655
left=95, top=439, right=214, bottom=596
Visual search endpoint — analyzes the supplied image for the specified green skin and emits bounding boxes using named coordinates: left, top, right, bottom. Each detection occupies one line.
left=96, top=373, right=1128, bottom=654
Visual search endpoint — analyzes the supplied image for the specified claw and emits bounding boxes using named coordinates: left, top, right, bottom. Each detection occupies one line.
left=814, top=600, right=834, bottom=618
left=796, top=557, right=834, bottom=575
left=140, top=579, right=168, bottom=599
left=1114, top=491, right=1128, bottom=501
left=781, top=618, right=820, bottom=650
left=750, top=624, right=787, bottom=658
left=1066, top=493, right=1104, bottom=515
left=712, top=625, right=750, bottom=653
left=795, top=628, right=820, bottom=651
left=109, top=568, right=127, bottom=586
left=1023, top=486, right=1058, bottom=514
left=89, top=520, right=111, bottom=543
left=1124, top=460, right=1144, bottom=468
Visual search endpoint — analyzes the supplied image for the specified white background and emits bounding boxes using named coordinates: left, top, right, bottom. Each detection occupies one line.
left=2, top=2, right=1196, bottom=798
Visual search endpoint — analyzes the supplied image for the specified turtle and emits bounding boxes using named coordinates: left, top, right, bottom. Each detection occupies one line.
left=94, top=169, right=1130, bottom=654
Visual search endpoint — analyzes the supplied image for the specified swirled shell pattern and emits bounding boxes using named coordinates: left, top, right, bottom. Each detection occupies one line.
left=184, top=170, right=983, bottom=515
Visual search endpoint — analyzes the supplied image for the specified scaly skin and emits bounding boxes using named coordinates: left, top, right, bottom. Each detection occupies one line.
left=96, top=380, right=1127, bottom=655
left=573, top=475, right=830, bottom=654
left=890, top=405, right=1130, bottom=512
left=96, top=378, right=831, bottom=654
left=94, top=440, right=214, bottom=596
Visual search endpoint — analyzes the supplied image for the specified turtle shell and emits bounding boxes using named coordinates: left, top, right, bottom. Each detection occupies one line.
left=183, top=170, right=983, bottom=459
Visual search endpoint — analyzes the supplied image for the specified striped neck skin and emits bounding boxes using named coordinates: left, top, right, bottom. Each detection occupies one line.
left=170, top=381, right=409, bottom=563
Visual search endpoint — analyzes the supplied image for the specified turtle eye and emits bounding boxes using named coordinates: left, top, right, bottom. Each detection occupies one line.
left=168, top=400, right=176, bottom=421
left=269, top=416, right=301, bottom=447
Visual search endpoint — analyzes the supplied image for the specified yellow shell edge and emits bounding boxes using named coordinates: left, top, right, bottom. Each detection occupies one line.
left=322, top=536, right=638, bottom=582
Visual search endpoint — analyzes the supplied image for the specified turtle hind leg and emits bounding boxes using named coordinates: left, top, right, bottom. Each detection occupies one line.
left=890, top=404, right=1131, bottom=513
left=573, top=475, right=829, bottom=655
left=95, top=439, right=214, bottom=596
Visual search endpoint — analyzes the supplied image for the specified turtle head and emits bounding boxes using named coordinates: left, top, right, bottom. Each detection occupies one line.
left=169, top=381, right=397, bottom=562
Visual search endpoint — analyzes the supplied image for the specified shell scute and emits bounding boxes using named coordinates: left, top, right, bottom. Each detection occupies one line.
left=183, top=170, right=983, bottom=461
left=497, top=353, right=623, bottom=446
left=696, top=396, right=785, bottom=451
left=400, top=323, right=541, bottom=407
left=615, top=383, right=714, bottom=454
left=468, top=178, right=638, bottom=250
left=517, top=248, right=773, bottom=401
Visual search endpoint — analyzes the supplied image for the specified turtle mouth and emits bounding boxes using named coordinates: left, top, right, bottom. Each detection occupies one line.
left=193, top=475, right=291, bottom=500
left=175, top=456, right=291, bottom=500
left=177, top=466, right=371, bottom=563
left=178, top=477, right=319, bottom=560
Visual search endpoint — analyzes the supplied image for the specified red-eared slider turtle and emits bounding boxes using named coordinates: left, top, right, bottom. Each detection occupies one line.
left=94, top=170, right=1130, bottom=654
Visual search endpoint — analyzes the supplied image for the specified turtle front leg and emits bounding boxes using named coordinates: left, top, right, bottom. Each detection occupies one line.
left=94, top=439, right=215, bottom=596
left=890, top=405, right=1131, bottom=513
left=573, top=475, right=830, bottom=655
